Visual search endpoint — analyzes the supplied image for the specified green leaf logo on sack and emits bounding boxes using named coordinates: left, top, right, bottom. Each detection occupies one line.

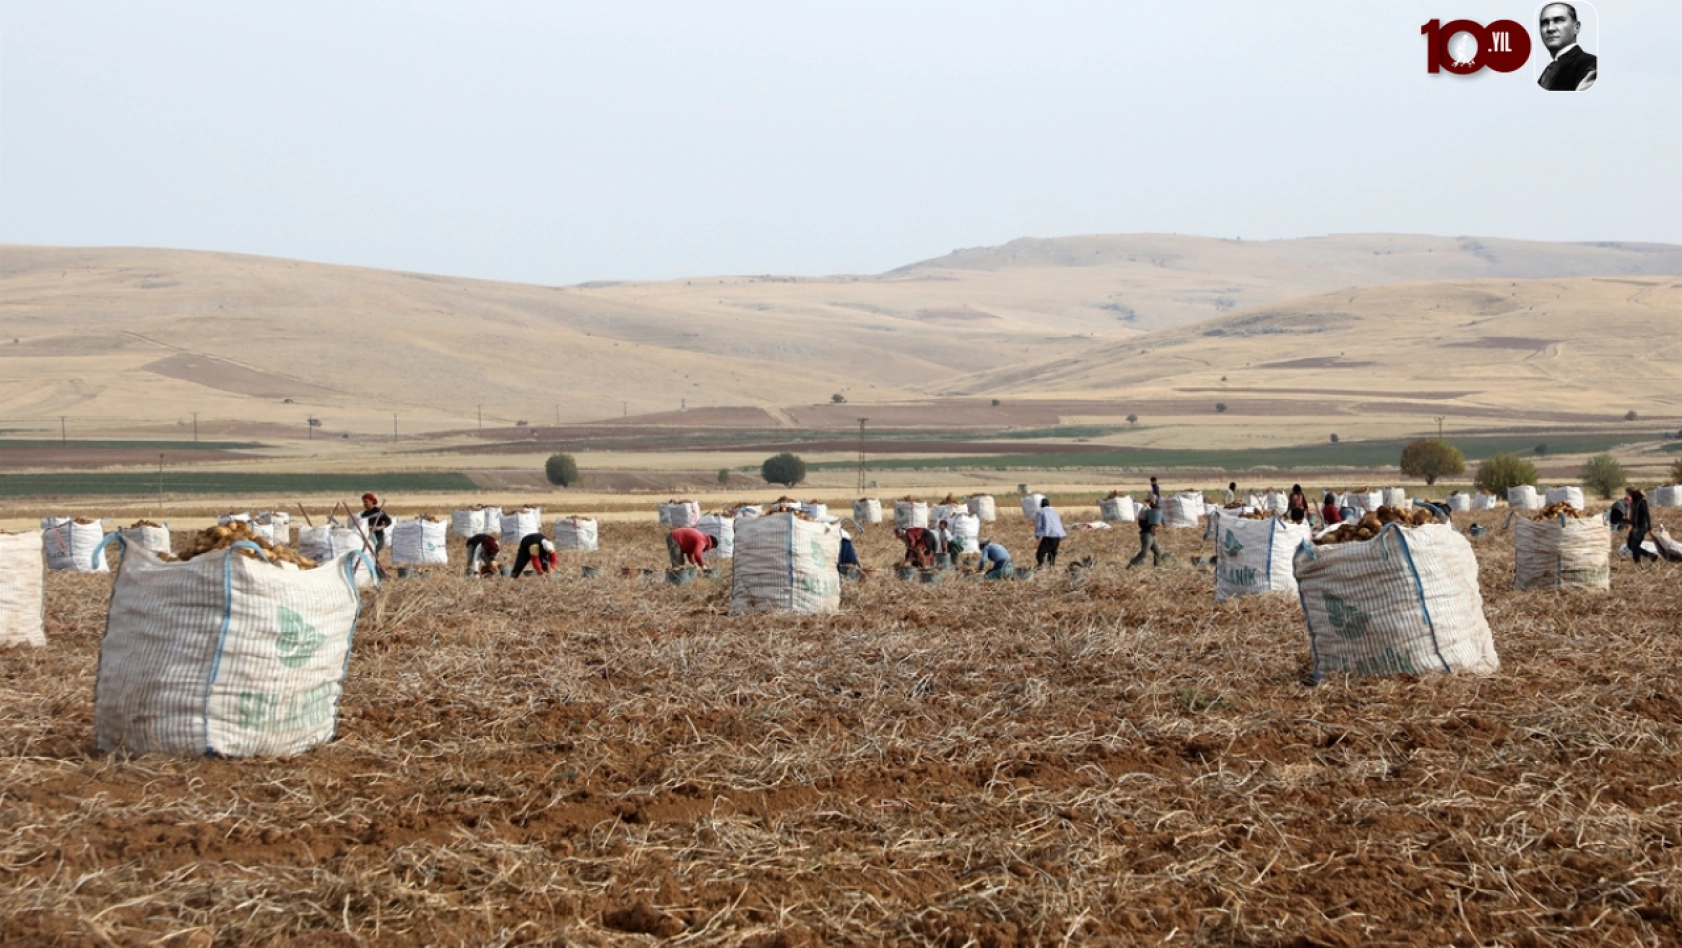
left=275, top=606, right=326, bottom=668
left=1223, top=529, right=1244, bottom=559
left=1322, top=592, right=1371, bottom=641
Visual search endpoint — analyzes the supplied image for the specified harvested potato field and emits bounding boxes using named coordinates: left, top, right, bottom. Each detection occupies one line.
left=4, top=510, right=1681, bottom=946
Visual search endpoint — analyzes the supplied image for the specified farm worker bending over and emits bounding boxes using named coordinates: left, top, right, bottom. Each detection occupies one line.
left=1129, top=496, right=1165, bottom=569
left=978, top=538, right=1013, bottom=580
left=464, top=533, right=500, bottom=577
left=1034, top=497, right=1066, bottom=568
left=667, top=526, right=716, bottom=567
left=838, top=529, right=861, bottom=572
left=511, top=533, right=557, bottom=577
left=894, top=526, right=935, bottom=569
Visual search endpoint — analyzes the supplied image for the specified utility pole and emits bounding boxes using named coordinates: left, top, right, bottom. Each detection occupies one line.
left=856, top=417, right=869, bottom=493
left=158, top=453, right=165, bottom=507
left=393, top=413, right=398, bottom=438
left=1434, top=415, right=1445, bottom=440
left=59, top=415, right=67, bottom=446
left=192, top=411, right=199, bottom=442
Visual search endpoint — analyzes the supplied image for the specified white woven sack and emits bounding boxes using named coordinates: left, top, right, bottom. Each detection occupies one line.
left=1293, top=524, right=1499, bottom=681
left=1262, top=491, right=1289, bottom=516
left=1383, top=487, right=1408, bottom=508
left=297, top=525, right=371, bottom=564
left=554, top=517, right=600, bottom=553
left=248, top=521, right=277, bottom=545
left=94, top=540, right=374, bottom=756
left=481, top=507, right=503, bottom=535
left=658, top=501, right=699, bottom=528
left=1653, top=525, right=1682, bottom=561
left=732, top=505, right=763, bottom=519
left=800, top=502, right=829, bottom=521
left=0, top=532, right=46, bottom=648
left=852, top=499, right=882, bottom=523
left=1215, top=517, right=1312, bottom=603
left=1020, top=494, right=1046, bottom=519
left=1507, top=485, right=1542, bottom=510
left=42, top=518, right=109, bottom=572
left=1163, top=492, right=1205, bottom=529
left=1543, top=486, right=1585, bottom=509
left=1472, top=492, right=1498, bottom=511
left=931, top=503, right=965, bottom=527
left=1652, top=486, right=1682, bottom=508
left=894, top=500, right=929, bottom=529
left=1444, top=493, right=1471, bottom=512
left=119, top=524, right=172, bottom=555
left=1513, top=516, right=1611, bottom=591
left=390, top=519, right=449, bottom=566
left=217, top=512, right=252, bottom=525
left=730, top=513, right=842, bottom=615
left=1350, top=491, right=1383, bottom=513
left=967, top=495, right=997, bottom=522
left=1099, top=496, right=1137, bottom=523
left=451, top=508, right=486, bottom=538
left=948, top=512, right=981, bottom=554
left=258, top=513, right=291, bottom=545
left=696, top=514, right=734, bottom=560
left=500, top=507, right=544, bottom=546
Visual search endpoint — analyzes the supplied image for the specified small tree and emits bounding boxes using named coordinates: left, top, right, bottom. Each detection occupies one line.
left=1624, top=410, right=1638, bottom=421
left=1535, top=444, right=1548, bottom=456
left=1215, top=402, right=1228, bottom=413
left=545, top=453, right=579, bottom=487
left=991, top=398, right=1001, bottom=407
left=831, top=393, right=846, bottom=404
left=1126, top=414, right=1139, bottom=424
left=1580, top=454, right=1627, bottom=499
left=761, top=452, right=807, bottom=487
left=1399, top=439, right=1465, bottom=486
left=717, top=467, right=731, bottom=486
left=1329, top=433, right=1340, bottom=444
left=1474, top=453, right=1539, bottom=495
left=1669, top=456, right=1682, bottom=483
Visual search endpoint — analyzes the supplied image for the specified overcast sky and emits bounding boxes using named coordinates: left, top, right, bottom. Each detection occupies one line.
left=2, top=1, right=1677, bottom=285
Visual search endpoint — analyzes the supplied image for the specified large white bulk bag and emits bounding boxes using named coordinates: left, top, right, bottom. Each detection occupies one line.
left=1293, top=524, right=1498, bottom=681
left=1543, top=486, right=1585, bottom=509
left=853, top=499, right=882, bottom=523
left=799, top=501, right=829, bottom=521
left=1163, top=492, right=1206, bottom=529
left=894, top=500, right=929, bottom=529
left=481, top=507, right=503, bottom=536
left=696, top=514, right=734, bottom=560
left=257, top=513, right=290, bottom=545
left=931, top=503, right=966, bottom=526
left=216, top=512, right=252, bottom=526
left=554, top=516, right=599, bottom=553
left=1652, top=485, right=1682, bottom=508
left=1507, top=485, right=1542, bottom=510
left=297, top=525, right=369, bottom=564
left=1444, top=492, right=1471, bottom=512
left=1349, top=491, right=1384, bottom=513
left=730, top=513, right=842, bottom=615
left=451, top=508, right=489, bottom=538
left=390, top=518, right=449, bottom=566
left=1, top=532, right=46, bottom=648
left=1215, top=517, right=1312, bottom=602
left=247, top=520, right=277, bottom=545
left=1472, top=491, right=1498, bottom=511
left=967, top=495, right=997, bottom=522
left=1020, top=494, right=1046, bottom=519
left=1514, top=515, right=1610, bottom=590
left=730, top=505, right=763, bottom=519
left=500, top=507, right=544, bottom=546
left=94, top=541, right=374, bottom=757
left=1261, top=491, right=1289, bottom=516
left=1099, top=495, right=1137, bottom=523
left=658, top=501, right=700, bottom=528
left=1382, top=487, right=1408, bottom=508
left=119, top=522, right=172, bottom=555
left=42, top=517, right=109, bottom=572
left=948, top=512, right=981, bottom=554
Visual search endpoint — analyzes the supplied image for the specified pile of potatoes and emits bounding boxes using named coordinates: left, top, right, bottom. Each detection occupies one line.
left=177, top=520, right=317, bottom=569
left=1314, top=506, right=1436, bottom=546
left=1532, top=502, right=1588, bottom=520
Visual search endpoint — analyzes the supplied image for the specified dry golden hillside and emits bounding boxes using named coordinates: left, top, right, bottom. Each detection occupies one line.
left=1, top=237, right=1678, bottom=438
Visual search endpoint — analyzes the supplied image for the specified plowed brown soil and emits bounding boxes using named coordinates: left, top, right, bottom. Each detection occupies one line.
left=4, top=508, right=1680, bottom=945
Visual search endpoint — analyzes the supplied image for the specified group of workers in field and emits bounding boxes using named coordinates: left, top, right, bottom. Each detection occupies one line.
left=365, top=478, right=1671, bottom=581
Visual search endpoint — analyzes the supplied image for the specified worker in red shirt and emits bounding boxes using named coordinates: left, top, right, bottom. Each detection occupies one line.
left=667, top=526, right=717, bottom=567
left=511, top=533, right=557, bottom=578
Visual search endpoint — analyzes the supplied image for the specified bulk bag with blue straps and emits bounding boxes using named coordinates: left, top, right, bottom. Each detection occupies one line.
left=1214, top=515, right=1312, bottom=602
left=1513, top=514, right=1610, bottom=591
left=94, top=536, right=375, bottom=757
left=1, top=531, right=46, bottom=648
left=1293, top=523, right=1498, bottom=681
left=731, top=513, right=841, bottom=615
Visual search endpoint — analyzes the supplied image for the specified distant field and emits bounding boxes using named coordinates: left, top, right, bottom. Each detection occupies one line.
left=0, top=471, right=479, bottom=498
left=817, top=433, right=1649, bottom=473
left=0, top=439, right=261, bottom=451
